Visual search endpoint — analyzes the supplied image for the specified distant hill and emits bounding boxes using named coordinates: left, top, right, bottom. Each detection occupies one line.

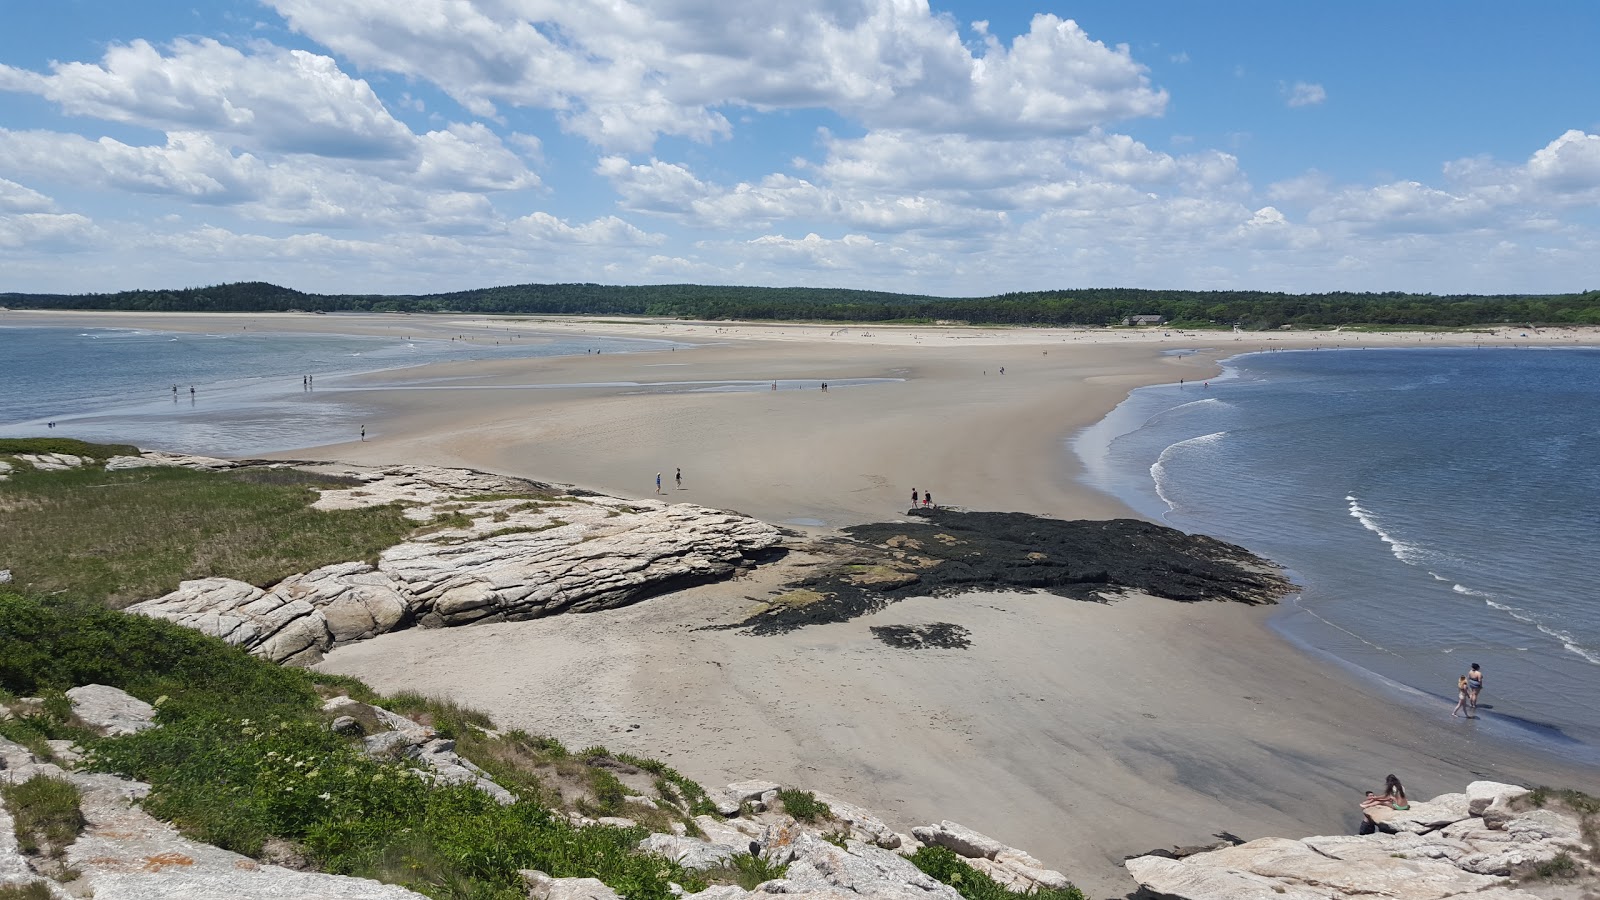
left=5, top=281, right=1599, bottom=329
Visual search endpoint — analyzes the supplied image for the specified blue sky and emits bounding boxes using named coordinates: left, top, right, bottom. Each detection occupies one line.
left=2, top=1, right=1597, bottom=296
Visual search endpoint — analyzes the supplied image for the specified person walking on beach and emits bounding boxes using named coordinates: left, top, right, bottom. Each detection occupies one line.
left=912, top=488, right=919, bottom=507
left=1451, top=675, right=1470, bottom=718
left=656, top=473, right=663, bottom=494
left=1467, top=663, right=1483, bottom=714
left=360, top=426, right=366, bottom=442
left=675, top=467, right=682, bottom=489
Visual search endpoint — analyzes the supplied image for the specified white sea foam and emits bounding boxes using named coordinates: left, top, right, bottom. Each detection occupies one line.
left=1345, top=495, right=1428, bottom=565
left=1150, top=431, right=1227, bottom=512
left=1450, top=584, right=1600, bottom=665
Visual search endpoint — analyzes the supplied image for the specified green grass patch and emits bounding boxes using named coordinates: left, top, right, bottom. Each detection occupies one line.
left=0, top=882, right=54, bottom=900
left=1, top=774, right=86, bottom=858
left=702, top=853, right=789, bottom=890
left=0, top=437, right=140, bottom=460
left=908, top=847, right=1085, bottom=900
left=1528, top=851, right=1579, bottom=880
left=777, top=789, right=831, bottom=824
left=0, top=465, right=417, bottom=607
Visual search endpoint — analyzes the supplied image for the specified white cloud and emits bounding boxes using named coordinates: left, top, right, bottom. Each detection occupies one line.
left=0, top=212, right=103, bottom=250
left=0, top=38, right=415, bottom=159
left=267, top=1, right=1167, bottom=151
left=1526, top=130, right=1600, bottom=190
left=0, top=177, right=56, bottom=213
left=1284, top=81, right=1327, bottom=108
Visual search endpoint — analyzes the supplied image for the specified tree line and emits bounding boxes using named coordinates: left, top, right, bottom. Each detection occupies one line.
left=4, top=281, right=1599, bottom=328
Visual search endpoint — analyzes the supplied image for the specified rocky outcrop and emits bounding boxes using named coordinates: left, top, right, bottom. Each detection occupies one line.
left=9, top=453, right=88, bottom=472
left=65, top=684, right=156, bottom=737
left=324, top=696, right=516, bottom=805
left=128, top=464, right=782, bottom=664
left=1124, top=781, right=1595, bottom=900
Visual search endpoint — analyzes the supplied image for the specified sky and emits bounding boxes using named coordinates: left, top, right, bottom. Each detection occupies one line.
left=1, top=1, right=1597, bottom=297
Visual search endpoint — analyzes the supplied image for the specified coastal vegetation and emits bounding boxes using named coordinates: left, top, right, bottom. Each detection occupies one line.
left=5, top=280, right=1600, bottom=329
left=0, top=450, right=1091, bottom=899
left=0, top=459, right=416, bottom=607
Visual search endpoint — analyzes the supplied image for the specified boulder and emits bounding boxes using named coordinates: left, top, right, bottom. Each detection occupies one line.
left=910, top=821, right=1007, bottom=860
left=65, top=684, right=157, bottom=736
left=1467, top=781, right=1530, bottom=816
left=520, top=871, right=622, bottom=900
left=769, top=834, right=959, bottom=900
left=1124, top=855, right=1334, bottom=900
left=1504, top=807, right=1583, bottom=844
left=638, top=834, right=739, bottom=870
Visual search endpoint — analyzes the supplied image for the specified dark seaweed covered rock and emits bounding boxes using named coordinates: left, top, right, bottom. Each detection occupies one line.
left=733, top=509, right=1292, bottom=635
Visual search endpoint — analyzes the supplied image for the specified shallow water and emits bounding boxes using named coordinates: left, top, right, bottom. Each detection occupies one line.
left=0, top=325, right=674, bottom=456
left=1075, top=347, right=1600, bottom=760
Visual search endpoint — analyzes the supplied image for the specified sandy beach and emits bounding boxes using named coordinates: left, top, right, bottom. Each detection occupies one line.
left=10, top=308, right=1600, bottom=897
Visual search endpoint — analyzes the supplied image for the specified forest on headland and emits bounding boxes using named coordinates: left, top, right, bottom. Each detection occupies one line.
left=5, top=281, right=1600, bottom=329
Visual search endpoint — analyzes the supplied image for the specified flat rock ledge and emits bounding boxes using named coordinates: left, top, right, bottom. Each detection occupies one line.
left=1125, top=781, right=1596, bottom=900
left=121, top=456, right=782, bottom=664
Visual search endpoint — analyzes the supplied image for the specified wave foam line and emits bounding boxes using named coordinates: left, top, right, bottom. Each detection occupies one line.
left=1345, top=495, right=1428, bottom=565
left=1451, top=584, right=1600, bottom=666
left=1150, top=431, right=1228, bottom=512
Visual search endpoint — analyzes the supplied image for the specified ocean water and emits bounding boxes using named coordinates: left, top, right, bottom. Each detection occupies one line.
left=1076, top=347, right=1600, bottom=759
left=0, top=324, right=673, bottom=456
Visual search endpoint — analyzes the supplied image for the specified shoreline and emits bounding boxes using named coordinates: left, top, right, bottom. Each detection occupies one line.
left=10, top=309, right=1600, bottom=896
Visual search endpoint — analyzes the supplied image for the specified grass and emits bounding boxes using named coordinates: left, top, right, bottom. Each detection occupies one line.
left=0, top=883, right=54, bottom=900
left=0, top=437, right=140, bottom=460
left=702, top=853, right=789, bottom=889
left=0, top=591, right=706, bottom=899
left=1, top=774, right=86, bottom=858
left=908, top=847, right=1085, bottom=900
left=0, top=461, right=418, bottom=607
left=777, top=789, right=831, bottom=824
left=1523, top=786, right=1600, bottom=864
left=1527, top=851, right=1579, bottom=880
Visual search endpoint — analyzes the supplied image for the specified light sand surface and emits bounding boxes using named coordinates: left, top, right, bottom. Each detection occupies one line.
left=14, top=309, right=1600, bottom=896
left=318, top=574, right=1600, bottom=899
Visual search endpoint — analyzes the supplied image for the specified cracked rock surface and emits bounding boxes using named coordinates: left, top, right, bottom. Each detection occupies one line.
left=125, top=460, right=781, bottom=664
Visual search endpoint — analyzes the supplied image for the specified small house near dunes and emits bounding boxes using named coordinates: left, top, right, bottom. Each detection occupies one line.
left=1123, top=314, right=1167, bottom=326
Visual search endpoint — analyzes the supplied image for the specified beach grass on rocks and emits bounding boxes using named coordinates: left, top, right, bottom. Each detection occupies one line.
left=1, top=773, right=86, bottom=859
left=908, top=847, right=1086, bottom=900
left=1, top=588, right=711, bottom=900
left=0, top=460, right=417, bottom=607
left=0, top=437, right=141, bottom=460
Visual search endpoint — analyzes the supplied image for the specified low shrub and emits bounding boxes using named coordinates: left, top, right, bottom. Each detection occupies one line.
left=777, top=788, right=831, bottom=824
left=1, top=774, right=86, bottom=858
left=0, top=882, right=54, bottom=900
left=908, top=846, right=1085, bottom=900
left=703, top=853, right=789, bottom=890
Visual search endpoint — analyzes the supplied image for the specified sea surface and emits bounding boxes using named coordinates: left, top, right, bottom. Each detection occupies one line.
left=0, top=323, right=674, bottom=456
left=1076, top=347, right=1600, bottom=759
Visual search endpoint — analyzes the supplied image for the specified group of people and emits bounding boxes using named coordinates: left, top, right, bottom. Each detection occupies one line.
left=910, top=488, right=935, bottom=509
left=655, top=468, right=683, bottom=493
left=1355, top=664, right=1488, bottom=835
left=1451, top=663, right=1484, bottom=718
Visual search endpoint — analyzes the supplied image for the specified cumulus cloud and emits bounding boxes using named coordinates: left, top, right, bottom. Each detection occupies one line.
left=0, top=177, right=56, bottom=213
left=267, top=0, right=1167, bottom=151
left=1526, top=129, right=1600, bottom=190
left=1283, top=81, right=1326, bottom=108
left=0, top=212, right=103, bottom=250
left=0, top=38, right=415, bottom=159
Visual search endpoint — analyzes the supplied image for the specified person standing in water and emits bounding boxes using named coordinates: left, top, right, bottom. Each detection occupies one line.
left=656, top=473, right=663, bottom=494
left=675, top=468, right=682, bottom=489
left=1467, top=663, right=1484, bottom=714
left=360, top=426, right=366, bottom=442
